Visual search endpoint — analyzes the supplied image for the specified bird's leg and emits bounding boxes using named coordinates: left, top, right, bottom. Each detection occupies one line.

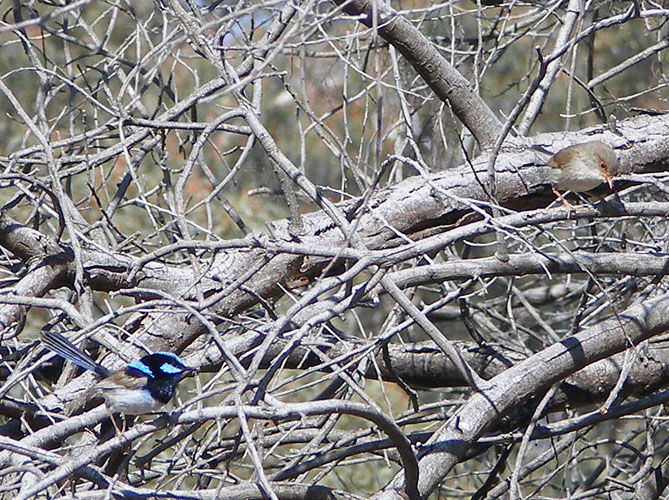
left=107, top=407, right=126, bottom=436
left=552, top=188, right=576, bottom=217
left=110, top=411, right=122, bottom=435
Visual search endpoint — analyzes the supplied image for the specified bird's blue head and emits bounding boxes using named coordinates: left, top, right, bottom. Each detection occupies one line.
left=128, top=352, right=194, bottom=380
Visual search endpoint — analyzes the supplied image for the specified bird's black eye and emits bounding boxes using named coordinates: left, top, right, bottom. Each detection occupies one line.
left=597, top=156, right=608, bottom=171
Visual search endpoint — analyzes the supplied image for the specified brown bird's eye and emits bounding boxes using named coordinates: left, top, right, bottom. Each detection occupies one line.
left=597, top=156, right=607, bottom=170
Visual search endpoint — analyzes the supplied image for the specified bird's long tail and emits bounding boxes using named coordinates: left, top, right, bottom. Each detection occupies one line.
left=42, top=331, right=110, bottom=378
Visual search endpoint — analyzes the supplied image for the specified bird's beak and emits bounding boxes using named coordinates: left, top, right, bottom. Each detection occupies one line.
left=606, top=174, right=614, bottom=190
left=183, top=365, right=197, bottom=378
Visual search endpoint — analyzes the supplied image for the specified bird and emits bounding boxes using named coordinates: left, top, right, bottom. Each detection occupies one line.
left=546, top=141, right=620, bottom=212
left=42, top=331, right=195, bottom=415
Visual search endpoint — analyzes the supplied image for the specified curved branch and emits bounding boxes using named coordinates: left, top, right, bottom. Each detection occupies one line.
left=10, top=401, right=418, bottom=500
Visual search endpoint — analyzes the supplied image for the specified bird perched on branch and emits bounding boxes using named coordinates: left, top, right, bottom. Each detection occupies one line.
left=42, top=331, right=195, bottom=414
left=546, top=141, right=620, bottom=212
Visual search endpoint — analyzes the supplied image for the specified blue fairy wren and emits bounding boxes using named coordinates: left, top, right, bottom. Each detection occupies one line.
left=43, top=331, right=195, bottom=414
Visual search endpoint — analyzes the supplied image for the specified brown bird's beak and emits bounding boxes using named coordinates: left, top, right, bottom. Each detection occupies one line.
left=600, top=163, right=614, bottom=190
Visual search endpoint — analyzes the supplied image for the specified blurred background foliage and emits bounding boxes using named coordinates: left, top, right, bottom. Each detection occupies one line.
left=1, top=1, right=665, bottom=243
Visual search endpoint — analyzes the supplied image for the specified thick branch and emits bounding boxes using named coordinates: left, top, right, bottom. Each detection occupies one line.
left=332, top=0, right=503, bottom=148
left=377, top=292, right=669, bottom=499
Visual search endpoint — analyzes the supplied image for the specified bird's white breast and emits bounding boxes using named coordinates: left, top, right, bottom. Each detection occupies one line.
left=101, top=387, right=163, bottom=414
